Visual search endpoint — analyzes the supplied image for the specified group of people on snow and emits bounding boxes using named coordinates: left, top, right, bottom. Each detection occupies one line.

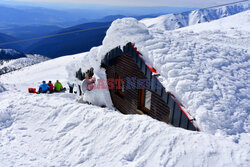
left=28, top=67, right=110, bottom=107
left=29, top=67, right=95, bottom=96
left=38, top=80, right=64, bottom=93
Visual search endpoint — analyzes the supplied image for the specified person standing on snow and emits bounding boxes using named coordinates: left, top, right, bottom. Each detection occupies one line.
left=54, top=80, right=63, bottom=92
left=47, top=81, right=54, bottom=93
left=75, top=68, right=84, bottom=95
left=67, top=82, right=74, bottom=93
left=38, top=81, right=50, bottom=93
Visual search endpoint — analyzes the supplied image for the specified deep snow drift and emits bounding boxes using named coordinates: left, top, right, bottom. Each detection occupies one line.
left=0, top=7, right=249, bottom=167
left=91, top=10, right=250, bottom=136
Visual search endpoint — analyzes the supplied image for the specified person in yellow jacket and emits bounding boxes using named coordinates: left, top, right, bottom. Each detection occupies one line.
left=54, top=80, right=63, bottom=92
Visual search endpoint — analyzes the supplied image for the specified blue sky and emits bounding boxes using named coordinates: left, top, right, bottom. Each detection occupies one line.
left=3, top=0, right=241, bottom=7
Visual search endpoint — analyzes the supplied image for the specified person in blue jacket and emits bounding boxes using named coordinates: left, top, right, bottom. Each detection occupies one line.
left=38, top=81, right=50, bottom=93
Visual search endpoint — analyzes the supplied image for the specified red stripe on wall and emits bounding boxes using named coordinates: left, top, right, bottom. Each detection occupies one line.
left=130, top=43, right=158, bottom=74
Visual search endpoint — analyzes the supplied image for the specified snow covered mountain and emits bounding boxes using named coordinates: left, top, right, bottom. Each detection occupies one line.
left=0, top=48, right=25, bottom=60
left=0, top=7, right=249, bottom=167
left=141, top=1, right=249, bottom=30
left=0, top=54, right=49, bottom=75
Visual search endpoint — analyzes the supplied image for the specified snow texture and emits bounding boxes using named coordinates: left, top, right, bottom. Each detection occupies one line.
left=0, top=82, right=5, bottom=92
left=0, top=5, right=249, bottom=167
left=0, top=54, right=249, bottom=166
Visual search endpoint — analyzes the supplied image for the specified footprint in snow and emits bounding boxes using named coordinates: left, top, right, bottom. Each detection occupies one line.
left=58, top=122, right=80, bottom=133
left=22, top=134, right=31, bottom=137
left=35, top=128, right=46, bottom=133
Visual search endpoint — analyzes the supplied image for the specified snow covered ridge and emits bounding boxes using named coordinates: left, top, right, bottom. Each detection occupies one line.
left=0, top=54, right=49, bottom=75
left=178, top=9, right=250, bottom=33
left=84, top=10, right=250, bottom=136
left=141, top=1, right=249, bottom=31
left=0, top=48, right=25, bottom=60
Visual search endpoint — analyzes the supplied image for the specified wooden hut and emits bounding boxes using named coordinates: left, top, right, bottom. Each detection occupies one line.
left=101, top=42, right=199, bottom=131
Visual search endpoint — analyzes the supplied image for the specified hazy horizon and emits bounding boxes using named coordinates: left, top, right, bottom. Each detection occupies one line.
left=0, top=0, right=243, bottom=9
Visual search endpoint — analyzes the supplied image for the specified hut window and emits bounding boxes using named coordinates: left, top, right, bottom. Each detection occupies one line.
left=115, top=73, right=124, bottom=97
left=138, top=89, right=152, bottom=113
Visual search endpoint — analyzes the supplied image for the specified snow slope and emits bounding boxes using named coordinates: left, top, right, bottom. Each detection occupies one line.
left=141, top=1, right=249, bottom=31
left=0, top=54, right=249, bottom=166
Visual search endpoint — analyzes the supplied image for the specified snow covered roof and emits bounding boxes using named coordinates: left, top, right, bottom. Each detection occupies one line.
left=95, top=10, right=250, bottom=135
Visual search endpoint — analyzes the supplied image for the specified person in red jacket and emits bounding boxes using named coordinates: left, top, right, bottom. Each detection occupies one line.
left=47, top=81, right=54, bottom=93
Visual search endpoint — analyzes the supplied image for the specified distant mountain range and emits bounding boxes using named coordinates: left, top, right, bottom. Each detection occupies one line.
left=24, top=13, right=173, bottom=58
left=0, top=2, right=248, bottom=59
left=0, top=4, right=194, bottom=58
left=0, top=32, right=23, bottom=51
left=25, top=22, right=111, bottom=58
left=0, top=13, right=170, bottom=58
left=0, top=6, right=86, bottom=27
left=0, top=25, right=62, bottom=49
left=0, top=5, right=194, bottom=27
left=141, top=2, right=250, bottom=30
left=0, top=3, right=191, bottom=58
left=0, top=49, right=49, bottom=75
left=1, top=25, right=62, bottom=39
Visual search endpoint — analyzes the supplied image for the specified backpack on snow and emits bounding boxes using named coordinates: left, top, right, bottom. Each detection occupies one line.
left=28, top=88, right=37, bottom=93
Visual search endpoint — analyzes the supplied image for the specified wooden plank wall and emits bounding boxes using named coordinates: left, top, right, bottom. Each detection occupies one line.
left=102, top=43, right=198, bottom=131
left=105, top=54, right=171, bottom=124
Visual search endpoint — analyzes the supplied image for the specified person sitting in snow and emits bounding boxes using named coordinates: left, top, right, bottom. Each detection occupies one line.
left=38, top=81, right=50, bottom=93
left=47, top=81, right=54, bottom=93
left=54, top=80, right=63, bottom=92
